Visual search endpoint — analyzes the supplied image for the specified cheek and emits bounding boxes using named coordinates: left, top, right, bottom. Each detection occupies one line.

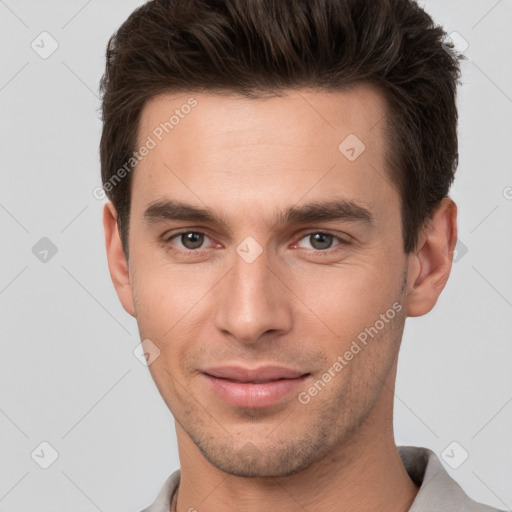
left=130, top=253, right=206, bottom=338
left=287, top=260, right=404, bottom=374
left=291, top=261, right=397, bottom=322
left=130, top=232, right=403, bottom=346
left=130, top=261, right=219, bottom=392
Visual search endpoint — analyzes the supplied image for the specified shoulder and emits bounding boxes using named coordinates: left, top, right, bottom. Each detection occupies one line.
left=398, top=445, right=506, bottom=512
left=140, top=469, right=181, bottom=512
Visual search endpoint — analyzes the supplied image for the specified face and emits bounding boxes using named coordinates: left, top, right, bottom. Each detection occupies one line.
left=121, top=85, right=413, bottom=477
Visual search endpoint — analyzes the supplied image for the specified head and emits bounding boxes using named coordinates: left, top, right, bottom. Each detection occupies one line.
left=101, top=0, right=462, bottom=477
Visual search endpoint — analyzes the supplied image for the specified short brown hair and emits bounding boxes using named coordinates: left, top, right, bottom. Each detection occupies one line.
left=99, top=0, right=465, bottom=257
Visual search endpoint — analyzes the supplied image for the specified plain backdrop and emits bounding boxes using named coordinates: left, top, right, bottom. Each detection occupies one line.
left=0, top=0, right=511, bottom=510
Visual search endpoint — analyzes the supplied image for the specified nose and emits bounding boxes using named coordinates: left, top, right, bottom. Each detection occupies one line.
left=213, top=243, right=293, bottom=345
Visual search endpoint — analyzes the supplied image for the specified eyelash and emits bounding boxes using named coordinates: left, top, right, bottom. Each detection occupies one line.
left=162, top=230, right=351, bottom=256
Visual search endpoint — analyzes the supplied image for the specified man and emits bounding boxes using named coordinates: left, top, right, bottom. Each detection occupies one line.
left=99, top=0, right=503, bottom=511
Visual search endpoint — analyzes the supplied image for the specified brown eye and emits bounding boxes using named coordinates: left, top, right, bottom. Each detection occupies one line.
left=296, top=232, right=347, bottom=251
left=308, top=233, right=334, bottom=250
left=170, top=232, right=206, bottom=250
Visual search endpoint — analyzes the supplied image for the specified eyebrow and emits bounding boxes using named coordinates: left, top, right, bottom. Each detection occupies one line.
left=143, top=198, right=374, bottom=230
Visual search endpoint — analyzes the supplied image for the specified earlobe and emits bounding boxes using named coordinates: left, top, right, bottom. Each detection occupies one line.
left=406, top=197, right=458, bottom=317
left=103, top=202, right=136, bottom=317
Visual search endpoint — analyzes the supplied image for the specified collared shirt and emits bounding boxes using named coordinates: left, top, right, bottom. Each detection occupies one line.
left=141, top=445, right=505, bottom=512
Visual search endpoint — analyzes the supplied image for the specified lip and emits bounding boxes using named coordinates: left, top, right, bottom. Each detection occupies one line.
left=203, top=365, right=307, bottom=382
left=202, top=365, right=310, bottom=408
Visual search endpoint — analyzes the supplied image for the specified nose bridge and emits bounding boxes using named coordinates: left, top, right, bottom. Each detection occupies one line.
left=214, top=242, right=292, bottom=343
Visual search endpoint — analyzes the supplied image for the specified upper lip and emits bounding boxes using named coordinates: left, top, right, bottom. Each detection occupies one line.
left=202, top=365, right=309, bottom=383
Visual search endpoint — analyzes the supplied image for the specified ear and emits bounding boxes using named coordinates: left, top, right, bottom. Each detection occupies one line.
left=103, top=202, right=136, bottom=317
left=406, top=197, right=458, bottom=317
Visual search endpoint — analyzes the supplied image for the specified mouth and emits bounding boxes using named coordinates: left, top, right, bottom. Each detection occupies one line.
left=212, top=377, right=297, bottom=384
left=201, top=365, right=311, bottom=408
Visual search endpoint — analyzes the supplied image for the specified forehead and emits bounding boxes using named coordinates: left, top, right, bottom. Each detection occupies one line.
left=132, top=85, right=394, bottom=212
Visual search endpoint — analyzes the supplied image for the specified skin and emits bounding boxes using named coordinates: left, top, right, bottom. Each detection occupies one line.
left=104, top=84, right=458, bottom=512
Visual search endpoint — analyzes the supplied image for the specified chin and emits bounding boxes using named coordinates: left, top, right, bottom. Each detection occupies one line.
left=195, top=435, right=330, bottom=478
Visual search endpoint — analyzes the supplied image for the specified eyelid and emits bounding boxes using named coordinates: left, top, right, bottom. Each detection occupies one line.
left=293, top=229, right=352, bottom=244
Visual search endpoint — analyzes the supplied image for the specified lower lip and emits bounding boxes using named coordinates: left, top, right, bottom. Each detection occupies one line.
left=203, top=373, right=310, bottom=408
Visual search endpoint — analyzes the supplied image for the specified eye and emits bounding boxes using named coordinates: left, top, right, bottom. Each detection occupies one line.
left=163, top=230, right=351, bottom=255
left=295, top=232, right=349, bottom=251
left=167, top=231, right=211, bottom=250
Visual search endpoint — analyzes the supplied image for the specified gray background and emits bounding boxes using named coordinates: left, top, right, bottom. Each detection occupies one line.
left=1, top=0, right=511, bottom=510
